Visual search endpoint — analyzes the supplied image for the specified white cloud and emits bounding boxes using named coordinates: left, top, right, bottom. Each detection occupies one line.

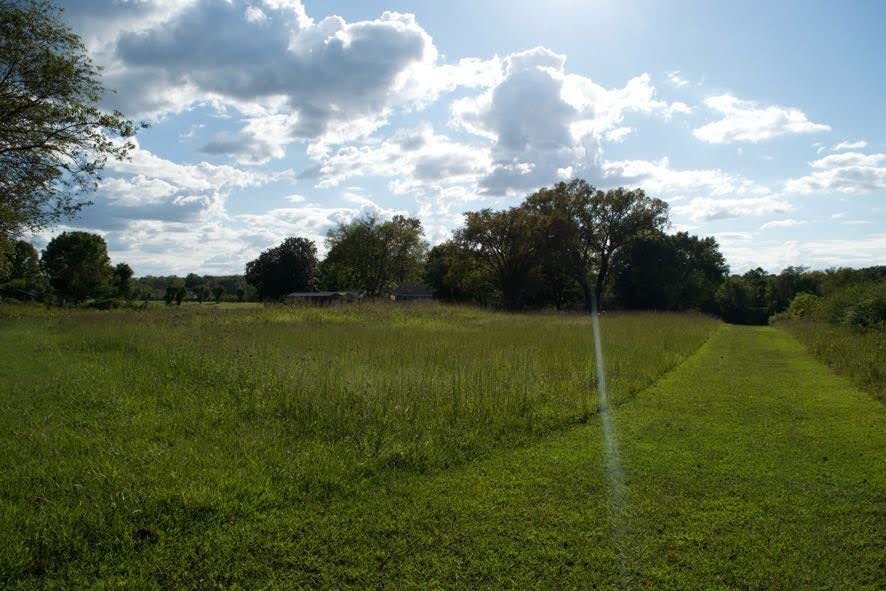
left=785, top=152, right=886, bottom=194
left=693, top=94, right=830, bottom=143
left=759, top=218, right=806, bottom=230
left=831, top=140, right=867, bottom=151
left=308, top=124, right=491, bottom=192
left=451, top=47, right=690, bottom=194
left=601, top=157, right=768, bottom=197
left=70, top=139, right=288, bottom=232
left=673, top=196, right=792, bottom=222
left=665, top=70, right=690, bottom=88
left=720, top=234, right=886, bottom=273
left=60, top=0, right=497, bottom=161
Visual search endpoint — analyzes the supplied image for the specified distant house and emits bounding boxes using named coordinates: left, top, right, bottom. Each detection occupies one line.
left=284, top=291, right=363, bottom=304
left=392, top=283, right=434, bottom=302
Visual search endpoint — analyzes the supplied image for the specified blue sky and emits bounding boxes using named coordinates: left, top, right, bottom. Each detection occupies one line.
left=50, top=0, right=886, bottom=275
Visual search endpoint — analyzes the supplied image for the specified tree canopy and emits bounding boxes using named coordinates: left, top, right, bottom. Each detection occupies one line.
left=321, top=214, right=427, bottom=296
left=452, top=182, right=669, bottom=310
left=245, top=236, right=319, bottom=300
left=0, top=0, right=139, bottom=237
left=41, top=230, right=112, bottom=301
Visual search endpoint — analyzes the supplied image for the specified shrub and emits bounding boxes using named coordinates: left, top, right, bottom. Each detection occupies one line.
left=787, top=292, right=821, bottom=319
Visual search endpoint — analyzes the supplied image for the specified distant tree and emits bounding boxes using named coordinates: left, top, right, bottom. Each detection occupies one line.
left=0, top=0, right=140, bottom=238
left=425, top=240, right=494, bottom=304
left=164, top=285, right=177, bottom=306
left=195, top=285, right=210, bottom=303
left=236, top=287, right=245, bottom=302
left=212, top=285, right=224, bottom=303
left=0, top=238, right=46, bottom=293
left=184, top=272, right=203, bottom=291
left=611, top=232, right=728, bottom=312
left=41, top=231, right=112, bottom=302
left=716, top=276, right=755, bottom=324
left=175, top=286, right=186, bottom=306
left=716, top=274, right=770, bottom=325
left=766, top=266, right=820, bottom=314
left=457, top=206, right=543, bottom=310
left=321, top=214, right=427, bottom=296
left=111, top=262, right=133, bottom=300
left=245, top=236, right=319, bottom=300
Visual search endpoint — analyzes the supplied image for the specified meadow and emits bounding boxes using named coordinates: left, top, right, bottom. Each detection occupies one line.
left=1, top=304, right=883, bottom=588
left=0, top=303, right=718, bottom=587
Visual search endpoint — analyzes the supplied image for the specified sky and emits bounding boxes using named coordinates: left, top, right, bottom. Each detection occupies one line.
left=46, top=0, right=886, bottom=276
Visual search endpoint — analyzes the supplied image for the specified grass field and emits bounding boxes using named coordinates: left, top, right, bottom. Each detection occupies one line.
left=1, top=304, right=883, bottom=588
left=776, top=319, right=885, bottom=402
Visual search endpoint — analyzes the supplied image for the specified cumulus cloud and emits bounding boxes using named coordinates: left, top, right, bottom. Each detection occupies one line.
left=60, top=0, right=495, bottom=160
left=785, top=152, right=886, bottom=194
left=451, top=47, right=690, bottom=195
left=601, top=157, right=768, bottom=197
left=673, top=196, right=792, bottom=222
left=67, top=192, right=406, bottom=276
left=306, top=124, right=491, bottom=192
left=693, top=94, right=830, bottom=143
left=70, top=139, right=286, bottom=231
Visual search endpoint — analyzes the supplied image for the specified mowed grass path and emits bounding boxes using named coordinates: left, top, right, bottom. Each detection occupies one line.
left=156, top=325, right=878, bottom=589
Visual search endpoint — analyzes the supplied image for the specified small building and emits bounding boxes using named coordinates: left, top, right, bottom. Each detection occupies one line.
left=392, top=283, right=434, bottom=302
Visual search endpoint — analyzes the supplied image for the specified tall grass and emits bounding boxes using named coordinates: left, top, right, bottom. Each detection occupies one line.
left=0, top=303, right=717, bottom=583
left=777, top=320, right=885, bottom=402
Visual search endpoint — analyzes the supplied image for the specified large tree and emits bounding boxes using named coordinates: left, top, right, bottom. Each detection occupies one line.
left=589, top=187, right=669, bottom=306
left=522, top=179, right=595, bottom=309
left=0, top=0, right=139, bottom=237
left=41, top=230, right=112, bottom=301
left=245, top=236, right=319, bottom=300
left=522, top=181, right=669, bottom=310
left=457, top=206, right=543, bottom=310
left=321, top=214, right=427, bottom=296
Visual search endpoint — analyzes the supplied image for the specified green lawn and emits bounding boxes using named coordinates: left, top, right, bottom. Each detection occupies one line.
left=1, top=306, right=883, bottom=588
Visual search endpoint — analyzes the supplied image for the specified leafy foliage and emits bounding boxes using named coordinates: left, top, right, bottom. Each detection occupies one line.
left=611, top=231, right=728, bottom=312
left=40, top=230, right=112, bottom=302
left=457, top=206, right=543, bottom=310
left=0, top=0, right=140, bottom=237
left=0, top=237, right=45, bottom=293
left=245, top=236, right=319, bottom=301
left=321, top=214, right=426, bottom=296
left=111, top=262, right=133, bottom=300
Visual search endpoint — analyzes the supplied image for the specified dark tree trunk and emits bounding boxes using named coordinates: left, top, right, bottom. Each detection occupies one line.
left=594, top=254, right=610, bottom=310
left=580, top=278, right=593, bottom=313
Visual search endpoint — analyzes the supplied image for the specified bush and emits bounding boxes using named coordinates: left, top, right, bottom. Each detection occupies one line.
left=784, top=281, right=885, bottom=329
left=787, top=292, right=821, bottom=319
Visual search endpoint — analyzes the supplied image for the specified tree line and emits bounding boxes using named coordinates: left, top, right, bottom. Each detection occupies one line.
left=2, top=178, right=883, bottom=325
